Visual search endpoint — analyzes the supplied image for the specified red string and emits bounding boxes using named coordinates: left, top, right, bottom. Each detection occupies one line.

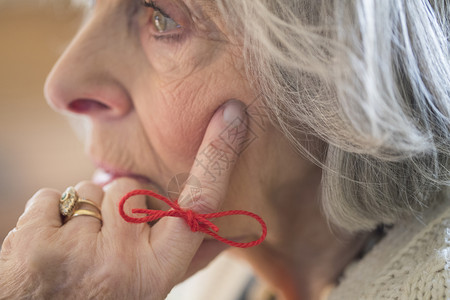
left=119, top=189, right=267, bottom=248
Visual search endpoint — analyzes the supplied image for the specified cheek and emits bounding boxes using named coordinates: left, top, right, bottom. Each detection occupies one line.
left=136, top=37, right=256, bottom=174
left=142, top=29, right=232, bottom=83
left=157, top=98, right=212, bottom=167
left=136, top=79, right=220, bottom=173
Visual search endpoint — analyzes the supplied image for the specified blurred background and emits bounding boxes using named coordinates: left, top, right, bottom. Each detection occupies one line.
left=0, top=1, right=93, bottom=244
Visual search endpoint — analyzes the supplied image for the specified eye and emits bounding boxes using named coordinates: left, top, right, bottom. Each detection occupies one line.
left=143, top=0, right=182, bottom=35
left=152, top=10, right=181, bottom=33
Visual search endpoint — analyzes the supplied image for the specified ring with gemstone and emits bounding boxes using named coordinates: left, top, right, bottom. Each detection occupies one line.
left=59, top=186, right=101, bottom=221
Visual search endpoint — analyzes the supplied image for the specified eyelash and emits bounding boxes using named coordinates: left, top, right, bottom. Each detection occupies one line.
left=142, top=0, right=183, bottom=42
left=142, top=0, right=169, bottom=18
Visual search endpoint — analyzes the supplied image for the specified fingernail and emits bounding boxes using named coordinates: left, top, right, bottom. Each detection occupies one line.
left=223, top=99, right=245, bottom=125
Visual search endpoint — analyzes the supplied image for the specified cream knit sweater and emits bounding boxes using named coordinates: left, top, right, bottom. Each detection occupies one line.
left=168, top=190, right=450, bottom=299
left=329, top=191, right=450, bottom=299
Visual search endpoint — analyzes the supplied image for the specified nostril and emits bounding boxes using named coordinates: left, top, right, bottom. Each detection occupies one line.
left=68, top=99, right=110, bottom=114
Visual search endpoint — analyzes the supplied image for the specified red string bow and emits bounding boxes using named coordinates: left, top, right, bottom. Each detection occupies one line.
left=119, top=189, right=267, bottom=248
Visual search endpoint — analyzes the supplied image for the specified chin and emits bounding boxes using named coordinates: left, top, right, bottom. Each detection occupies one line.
left=181, top=239, right=230, bottom=281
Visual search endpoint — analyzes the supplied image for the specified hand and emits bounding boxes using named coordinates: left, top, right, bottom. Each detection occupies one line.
left=0, top=100, right=248, bottom=299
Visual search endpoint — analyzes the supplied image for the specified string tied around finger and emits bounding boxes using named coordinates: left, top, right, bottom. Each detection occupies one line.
left=119, top=189, right=267, bottom=248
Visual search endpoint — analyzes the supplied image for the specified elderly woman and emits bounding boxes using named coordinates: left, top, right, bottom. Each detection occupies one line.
left=1, top=0, right=449, bottom=299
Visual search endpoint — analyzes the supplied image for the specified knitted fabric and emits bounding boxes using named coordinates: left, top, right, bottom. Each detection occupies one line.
left=168, top=190, right=450, bottom=299
left=329, top=189, right=450, bottom=299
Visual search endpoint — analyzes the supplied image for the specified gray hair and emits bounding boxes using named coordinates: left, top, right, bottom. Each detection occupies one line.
left=216, top=0, right=450, bottom=231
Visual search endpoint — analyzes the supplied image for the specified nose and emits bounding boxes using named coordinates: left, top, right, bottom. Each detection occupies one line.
left=44, top=15, right=132, bottom=120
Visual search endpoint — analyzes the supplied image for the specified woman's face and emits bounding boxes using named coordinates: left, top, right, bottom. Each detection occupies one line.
left=45, top=0, right=273, bottom=275
left=46, top=0, right=256, bottom=182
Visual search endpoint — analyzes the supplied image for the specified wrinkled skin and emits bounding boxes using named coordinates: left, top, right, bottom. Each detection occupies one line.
left=0, top=103, right=249, bottom=299
left=0, top=0, right=348, bottom=298
left=44, top=0, right=269, bottom=248
left=2, top=1, right=267, bottom=298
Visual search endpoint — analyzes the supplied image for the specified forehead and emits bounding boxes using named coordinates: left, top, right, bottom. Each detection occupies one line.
left=71, top=0, right=95, bottom=6
left=71, top=0, right=218, bottom=13
left=71, top=0, right=221, bottom=28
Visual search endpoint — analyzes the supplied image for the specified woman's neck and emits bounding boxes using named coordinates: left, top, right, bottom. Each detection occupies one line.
left=231, top=198, right=365, bottom=300
left=232, top=134, right=366, bottom=299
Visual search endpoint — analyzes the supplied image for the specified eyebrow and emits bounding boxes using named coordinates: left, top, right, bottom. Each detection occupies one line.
left=71, top=0, right=221, bottom=31
left=71, top=0, right=218, bottom=15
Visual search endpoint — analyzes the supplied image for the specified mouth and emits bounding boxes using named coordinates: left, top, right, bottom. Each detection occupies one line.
left=92, top=163, right=170, bottom=213
left=92, top=164, right=252, bottom=278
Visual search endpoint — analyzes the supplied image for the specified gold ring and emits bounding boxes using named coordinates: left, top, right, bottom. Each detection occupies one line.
left=77, top=198, right=101, bottom=213
left=60, top=186, right=101, bottom=219
left=68, top=209, right=103, bottom=223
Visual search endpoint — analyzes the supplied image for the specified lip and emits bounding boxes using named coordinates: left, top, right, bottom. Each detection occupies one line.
left=92, top=167, right=153, bottom=187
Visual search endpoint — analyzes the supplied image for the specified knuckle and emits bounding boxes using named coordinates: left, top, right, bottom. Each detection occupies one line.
left=76, top=180, right=95, bottom=187
left=20, top=188, right=60, bottom=226
left=105, top=184, right=130, bottom=207
left=16, top=213, right=30, bottom=228
left=104, top=178, right=148, bottom=217
left=1, top=228, right=18, bottom=256
left=75, top=180, right=103, bottom=193
left=104, top=177, right=141, bottom=204
left=24, top=188, right=60, bottom=212
left=33, top=188, right=61, bottom=199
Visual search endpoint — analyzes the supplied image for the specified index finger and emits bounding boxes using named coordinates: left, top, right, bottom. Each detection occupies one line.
left=180, top=99, right=249, bottom=212
left=151, top=99, right=249, bottom=270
